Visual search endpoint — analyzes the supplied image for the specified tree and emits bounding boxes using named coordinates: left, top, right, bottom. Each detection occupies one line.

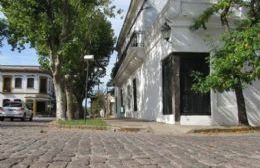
left=0, top=0, right=117, bottom=120
left=191, top=0, right=260, bottom=125
left=60, top=11, right=115, bottom=120
left=91, top=92, right=106, bottom=118
left=0, top=18, right=7, bottom=47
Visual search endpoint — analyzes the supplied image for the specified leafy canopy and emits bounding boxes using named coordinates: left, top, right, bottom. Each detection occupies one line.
left=191, top=0, right=260, bottom=93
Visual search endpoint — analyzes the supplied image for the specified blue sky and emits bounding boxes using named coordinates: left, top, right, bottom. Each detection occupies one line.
left=0, top=0, right=131, bottom=88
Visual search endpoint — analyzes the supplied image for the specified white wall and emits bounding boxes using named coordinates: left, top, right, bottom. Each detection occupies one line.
left=0, top=72, right=54, bottom=107
left=244, top=80, right=260, bottom=126
left=116, top=0, right=260, bottom=126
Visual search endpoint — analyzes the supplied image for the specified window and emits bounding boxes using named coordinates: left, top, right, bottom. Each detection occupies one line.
left=27, top=78, right=34, bottom=88
left=4, top=102, right=22, bottom=107
left=120, top=89, right=124, bottom=108
left=14, top=99, right=22, bottom=102
left=127, top=85, right=131, bottom=110
left=39, top=77, right=47, bottom=94
left=133, top=79, right=138, bottom=111
left=3, top=99, right=10, bottom=107
left=15, top=78, right=22, bottom=88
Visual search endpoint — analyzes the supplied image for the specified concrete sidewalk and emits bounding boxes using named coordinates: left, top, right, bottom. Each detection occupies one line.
left=105, top=119, right=260, bottom=135
left=105, top=119, right=214, bottom=134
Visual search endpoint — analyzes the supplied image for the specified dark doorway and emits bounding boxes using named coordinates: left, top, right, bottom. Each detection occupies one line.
left=40, top=77, right=47, bottom=94
left=162, top=56, right=174, bottom=115
left=37, top=101, right=46, bottom=114
left=180, top=53, right=211, bottom=115
left=3, top=77, right=12, bottom=93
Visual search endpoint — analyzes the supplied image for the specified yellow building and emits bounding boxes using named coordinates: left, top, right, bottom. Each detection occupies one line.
left=0, top=65, right=55, bottom=116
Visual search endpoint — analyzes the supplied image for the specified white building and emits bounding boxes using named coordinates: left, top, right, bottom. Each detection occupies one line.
left=113, top=0, right=260, bottom=126
left=0, top=65, right=55, bottom=116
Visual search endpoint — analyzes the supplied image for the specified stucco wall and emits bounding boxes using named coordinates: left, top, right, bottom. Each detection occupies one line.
left=115, top=0, right=260, bottom=126
left=244, top=81, right=260, bottom=126
left=0, top=72, right=54, bottom=107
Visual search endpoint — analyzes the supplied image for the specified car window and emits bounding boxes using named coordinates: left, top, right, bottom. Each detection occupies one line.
left=3, top=102, right=22, bottom=107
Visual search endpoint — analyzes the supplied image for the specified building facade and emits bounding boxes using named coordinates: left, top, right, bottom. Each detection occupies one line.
left=0, top=65, right=55, bottom=116
left=113, top=0, right=260, bottom=126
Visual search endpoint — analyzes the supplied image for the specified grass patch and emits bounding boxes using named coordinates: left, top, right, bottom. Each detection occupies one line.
left=53, top=118, right=109, bottom=130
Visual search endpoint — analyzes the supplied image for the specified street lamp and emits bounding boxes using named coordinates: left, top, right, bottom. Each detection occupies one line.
left=161, top=22, right=171, bottom=42
left=83, top=55, right=94, bottom=122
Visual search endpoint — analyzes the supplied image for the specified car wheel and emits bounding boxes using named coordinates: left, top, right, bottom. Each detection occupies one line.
left=0, top=117, right=4, bottom=121
left=21, top=114, right=26, bottom=121
left=29, top=114, right=33, bottom=121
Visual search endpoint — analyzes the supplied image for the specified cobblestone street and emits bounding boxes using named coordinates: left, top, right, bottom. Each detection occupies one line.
left=0, top=120, right=260, bottom=168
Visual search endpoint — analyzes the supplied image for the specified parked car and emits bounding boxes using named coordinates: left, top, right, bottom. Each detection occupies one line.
left=0, top=101, right=33, bottom=121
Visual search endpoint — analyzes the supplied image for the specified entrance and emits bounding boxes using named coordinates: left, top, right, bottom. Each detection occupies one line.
left=3, top=77, right=12, bottom=93
left=36, top=101, right=47, bottom=115
left=162, top=53, right=211, bottom=122
left=180, top=54, right=211, bottom=115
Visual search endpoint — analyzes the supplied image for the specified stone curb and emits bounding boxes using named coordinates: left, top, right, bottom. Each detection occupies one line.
left=189, top=127, right=260, bottom=134
left=48, top=121, right=109, bottom=130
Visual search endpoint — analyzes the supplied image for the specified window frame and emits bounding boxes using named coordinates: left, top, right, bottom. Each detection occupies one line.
left=15, top=77, right=23, bottom=89
left=133, top=78, right=138, bottom=112
left=27, top=77, right=35, bottom=89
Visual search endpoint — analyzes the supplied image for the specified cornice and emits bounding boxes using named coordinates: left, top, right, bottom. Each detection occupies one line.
left=116, top=0, right=145, bottom=52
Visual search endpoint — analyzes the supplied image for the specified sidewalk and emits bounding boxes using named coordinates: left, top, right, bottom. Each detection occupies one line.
left=105, top=119, right=260, bottom=135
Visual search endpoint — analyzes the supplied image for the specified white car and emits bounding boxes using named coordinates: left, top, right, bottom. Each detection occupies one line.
left=0, top=101, right=33, bottom=121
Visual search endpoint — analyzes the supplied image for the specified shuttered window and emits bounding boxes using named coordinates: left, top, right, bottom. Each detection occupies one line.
left=15, top=78, right=22, bottom=88
left=27, top=78, right=34, bottom=88
left=133, top=79, right=138, bottom=111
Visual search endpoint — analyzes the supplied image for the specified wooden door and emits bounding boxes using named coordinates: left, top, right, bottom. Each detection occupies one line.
left=180, top=54, right=211, bottom=115
left=162, top=56, right=174, bottom=115
left=3, top=77, right=12, bottom=93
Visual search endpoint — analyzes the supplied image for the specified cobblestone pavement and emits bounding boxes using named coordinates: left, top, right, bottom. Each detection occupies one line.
left=1, top=120, right=260, bottom=168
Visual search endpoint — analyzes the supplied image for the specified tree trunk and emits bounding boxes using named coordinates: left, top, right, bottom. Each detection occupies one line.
left=53, top=75, right=66, bottom=120
left=235, top=87, right=249, bottom=125
left=65, top=84, right=74, bottom=120
left=73, top=94, right=80, bottom=119
left=75, top=97, right=84, bottom=119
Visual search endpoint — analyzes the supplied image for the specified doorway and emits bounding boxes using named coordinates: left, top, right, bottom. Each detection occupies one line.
left=162, top=53, right=211, bottom=122
left=36, top=101, right=47, bottom=115
left=180, top=54, right=211, bottom=115
left=3, top=77, right=12, bottom=93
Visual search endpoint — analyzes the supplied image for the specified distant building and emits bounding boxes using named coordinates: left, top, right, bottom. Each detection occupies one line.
left=113, top=0, right=260, bottom=126
left=0, top=65, right=55, bottom=116
left=105, top=93, right=116, bottom=118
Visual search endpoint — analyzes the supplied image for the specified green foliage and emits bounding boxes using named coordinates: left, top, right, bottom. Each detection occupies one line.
left=91, top=92, right=106, bottom=116
left=0, top=0, right=118, bottom=113
left=191, top=0, right=260, bottom=93
left=0, top=18, right=7, bottom=47
left=57, top=118, right=108, bottom=127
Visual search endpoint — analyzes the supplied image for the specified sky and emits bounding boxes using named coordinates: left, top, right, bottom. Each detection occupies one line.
left=0, top=0, right=131, bottom=89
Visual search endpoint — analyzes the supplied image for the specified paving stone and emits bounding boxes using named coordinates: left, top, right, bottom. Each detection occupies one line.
left=48, top=161, right=68, bottom=168
left=0, top=158, right=21, bottom=168
left=30, top=161, right=49, bottom=168
left=0, top=121, right=260, bottom=168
